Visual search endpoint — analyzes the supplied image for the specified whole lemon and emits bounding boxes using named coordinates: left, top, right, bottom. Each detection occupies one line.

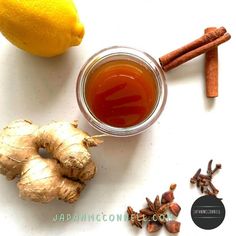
left=0, top=0, right=84, bottom=57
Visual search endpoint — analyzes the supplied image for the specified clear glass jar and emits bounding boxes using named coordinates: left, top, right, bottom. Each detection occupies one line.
left=76, top=46, right=167, bottom=137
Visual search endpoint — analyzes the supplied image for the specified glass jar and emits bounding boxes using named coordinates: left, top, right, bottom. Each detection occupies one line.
left=76, top=46, right=167, bottom=137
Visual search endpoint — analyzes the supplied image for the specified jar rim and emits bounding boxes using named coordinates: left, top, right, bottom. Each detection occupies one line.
left=76, top=46, right=167, bottom=137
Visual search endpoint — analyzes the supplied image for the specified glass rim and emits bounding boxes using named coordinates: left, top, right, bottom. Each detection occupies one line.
left=76, top=46, right=167, bottom=137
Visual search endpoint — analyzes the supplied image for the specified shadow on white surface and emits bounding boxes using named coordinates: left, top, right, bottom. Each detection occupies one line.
left=164, top=56, right=216, bottom=111
left=165, top=57, right=203, bottom=84
left=203, top=97, right=216, bottom=110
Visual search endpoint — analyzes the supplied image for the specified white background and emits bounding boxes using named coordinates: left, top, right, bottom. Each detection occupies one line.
left=0, top=0, right=235, bottom=235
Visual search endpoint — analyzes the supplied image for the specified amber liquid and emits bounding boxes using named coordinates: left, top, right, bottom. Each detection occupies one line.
left=85, top=59, right=158, bottom=128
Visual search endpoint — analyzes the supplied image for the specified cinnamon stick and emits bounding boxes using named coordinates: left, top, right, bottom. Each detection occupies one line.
left=205, top=27, right=218, bottom=98
left=160, top=27, right=226, bottom=66
left=159, top=27, right=231, bottom=72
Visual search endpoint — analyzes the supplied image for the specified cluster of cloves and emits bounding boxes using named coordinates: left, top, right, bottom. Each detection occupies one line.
left=127, top=184, right=181, bottom=234
left=190, top=160, right=222, bottom=195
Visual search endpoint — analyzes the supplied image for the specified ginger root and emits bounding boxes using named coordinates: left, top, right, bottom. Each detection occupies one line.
left=0, top=120, right=102, bottom=203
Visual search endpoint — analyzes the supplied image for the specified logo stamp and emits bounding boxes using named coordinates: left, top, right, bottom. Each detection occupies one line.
left=191, top=195, right=225, bottom=230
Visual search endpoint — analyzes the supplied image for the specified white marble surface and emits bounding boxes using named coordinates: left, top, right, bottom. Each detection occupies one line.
left=0, top=0, right=235, bottom=235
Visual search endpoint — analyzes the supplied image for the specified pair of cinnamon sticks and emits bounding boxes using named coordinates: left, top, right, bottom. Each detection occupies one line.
left=159, top=27, right=231, bottom=98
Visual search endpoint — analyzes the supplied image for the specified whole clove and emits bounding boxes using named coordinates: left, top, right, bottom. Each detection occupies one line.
left=190, top=160, right=222, bottom=196
left=190, top=168, right=201, bottom=184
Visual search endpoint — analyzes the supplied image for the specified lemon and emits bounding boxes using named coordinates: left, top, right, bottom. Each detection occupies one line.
left=0, top=0, right=84, bottom=57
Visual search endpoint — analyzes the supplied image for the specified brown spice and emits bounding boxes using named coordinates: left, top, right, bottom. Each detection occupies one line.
left=190, top=160, right=222, bottom=196
left=160, top=27, right=226, bottom=66
left=190, top=168, right=201, bottom=184
left=165, top=221, right=181, bottom=234
left=161, top=190, right=174, bottom=204
left=205, top=27, right=219, bottom=98
left=159, top=27, right=231, bottom=72
left=212, top=164, right=222, bottom=174
left=127, top=184, right=181, bottom=234
left=209, top=181, right=219, bottom=195
left=207, top=159, right=213, bottom=175
left=127, top=206, right=144, bottom=228
left=170, top=183, right=177, bottom=191
left=147, top=221, right=162, bottom=233
left=169, top=202, right=181, bottom=217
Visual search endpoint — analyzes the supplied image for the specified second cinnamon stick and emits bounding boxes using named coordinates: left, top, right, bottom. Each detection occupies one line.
left=205, top=27, right=218, bottom=98
left=159, top=27, right=226, bottom=67
left=160, top=33, right=230, bottom=72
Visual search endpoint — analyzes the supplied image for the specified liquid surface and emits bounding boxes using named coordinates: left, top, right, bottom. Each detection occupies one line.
left=85, top=59, right=158, bottom=127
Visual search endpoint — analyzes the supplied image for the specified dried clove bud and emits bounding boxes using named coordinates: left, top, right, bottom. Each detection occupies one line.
left=200, top=186, right=204, bottom=193
left=199, top=174, right=211, bottom=180
left=207, top=159, right=213, bottom=175
left=212, top=164, right=222, bottom=175
left=209, top=181, right=219, bottom=195
left=190, top=160, right=221, bottom=196
left=204, top=188, right=215, bottom=196
left=169, top=203, right=181, bottom=217
left=190, top=168, right=201, bottom=184
left=165, top=221, right=181, bottom=233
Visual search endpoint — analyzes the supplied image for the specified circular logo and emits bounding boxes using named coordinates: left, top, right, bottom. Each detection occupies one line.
left=191, top=195, right=225, bottom=230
